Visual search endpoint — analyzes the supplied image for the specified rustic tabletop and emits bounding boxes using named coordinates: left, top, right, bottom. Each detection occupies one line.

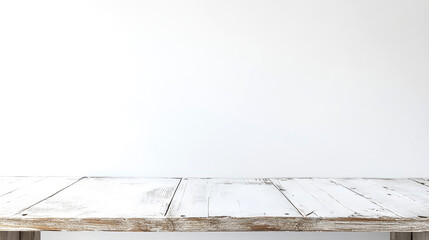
left=0, top=177, right=428, bottom=233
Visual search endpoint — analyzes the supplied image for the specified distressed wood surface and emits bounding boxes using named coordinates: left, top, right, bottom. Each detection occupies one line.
left=207, top=178, right=301, bottom=217
left=414, top=179, right=429, bottom=188
left=21, top=177, right=181, bottom=218
left=271, top=178, right=397, bottom=218
left=166, top=178, right=209, bottom=218
left=0, top=177, right=429, bottom=232
left=0, top=178, right=45, bottom=198
left=368, top=179, right=429, bottom=208
left=334, top=179, right=429, bottom=218
left=0, top=177, right=81, bottom=217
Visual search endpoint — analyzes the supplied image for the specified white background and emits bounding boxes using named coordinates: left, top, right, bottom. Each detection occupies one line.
left=1, top=0, right=428, bottom=239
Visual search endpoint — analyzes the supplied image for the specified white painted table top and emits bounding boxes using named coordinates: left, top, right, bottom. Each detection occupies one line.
left=0, top=177, right=428, bottom=232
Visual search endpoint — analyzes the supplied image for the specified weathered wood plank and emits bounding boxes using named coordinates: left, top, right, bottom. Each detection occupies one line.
left=208, top=178, right=301, bottom=217
left=21, top=177, right=181, bottom=218
left=333, top=178, right=429, bottom=218
left=167, top=178, right=301, bottom=218
left=0, top=177, right=428, bottom=232
left=368, top=179, right=429, bottom=208
left=311, top=179, right=398, bottom=218
left=0, top=177, right=81, bottom=217
left=0, top=177, right=45, bottom=197
left=166, top=178, right=209, bottom=217
left=1, top=217, right=429, bottom=232
left=272, top=178, right=397, bottom=218
left=271, top=178, right=330, bottom=217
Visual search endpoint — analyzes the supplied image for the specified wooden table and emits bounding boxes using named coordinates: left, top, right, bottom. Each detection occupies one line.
left=0, top=177, right=428, bottom=240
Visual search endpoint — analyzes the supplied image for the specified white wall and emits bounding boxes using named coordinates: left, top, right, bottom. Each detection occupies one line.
left=1, top=0, right=428, bottom=239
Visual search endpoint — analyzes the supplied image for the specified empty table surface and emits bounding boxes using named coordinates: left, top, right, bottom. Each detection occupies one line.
left=0, top=177, right=428, bottom=232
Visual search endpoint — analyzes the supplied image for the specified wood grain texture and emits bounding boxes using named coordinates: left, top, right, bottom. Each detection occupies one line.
left=413, top=232, right=429, bottom=240
left=0, top=232, right=19, bottom=240
left=207, top=178, right=301, bottom=217
left=19, top=232, right=40, bottom=240
left=0, top=217, right=429, bottom=232
left=0, top=178, right=45, bottom=197
left=271, top=178, right=397, bottom=218
left=368, top=179, right=429, bottom=208
left=333, top=178, right=429, bottom=218
left=0, top=177, right=81, bottom=217
left=0, top=231, right=40, bottom=240
left=391, top=232, right=412, bottom=240
left=21, top=177, right=181, bottom=218
left=0, top=177, right=429, bottom=232
left=391, top=232, right=429, bottom=240
left=166, top=178, right=209, bottom=217
left=167, top=178, right=301, bottom=218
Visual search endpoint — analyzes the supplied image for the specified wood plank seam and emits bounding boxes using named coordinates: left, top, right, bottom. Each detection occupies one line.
left=164, top=178, right=183, bottom=216
left=270, top=178, right=390, bottom=218
left=375, top=181, right=429, bottom=209
left=330, top=179, right=402, bottom=217
left=18, top=177, right=182, bottom=218
left=286, top=179, right=329, bottom=217
left=268, top=178, right=306, bottom=217
left=14, top=177, right=86, bottom=216
left=411, top=179, right=429, bottom=188
left=1, top=177, right=429, bottom=232
left=329, top=178, right=402, bottom=217
left=376, top=179, right=429, bottom=211
left=310, top=179, right=359, bottom=214
left=0, top=178, right=48, bottom=198
left=337, top=178, right=429, bottom=218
